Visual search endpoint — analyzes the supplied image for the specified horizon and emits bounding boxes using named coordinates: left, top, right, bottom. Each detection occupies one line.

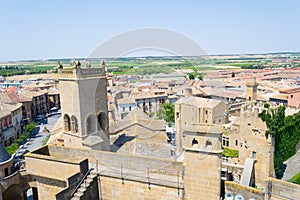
left=1, top=1, right=300, bottom=62
left=1, top=51, right=300, bottom=63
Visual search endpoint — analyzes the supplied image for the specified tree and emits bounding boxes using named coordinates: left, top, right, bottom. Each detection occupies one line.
left=157, top=103, right=175, bottom=123
left=25, top=122, right=37, bottom=134
left=259, top=106, right=300, bottom=178
left=186, top=67, right=203, bottom=80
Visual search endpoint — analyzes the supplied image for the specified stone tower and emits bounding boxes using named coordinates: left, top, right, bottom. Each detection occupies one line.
left=246, top=78, right=258, bottom=101
left=175, top=97, right=223, bottom=199
left=238, top=102, right=275, bottom=184
left=58, top=61, right=110, bottom=151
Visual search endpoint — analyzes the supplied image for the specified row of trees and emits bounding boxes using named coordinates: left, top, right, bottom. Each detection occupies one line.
left=259, top=105, right=300, bottom=178
left=5, top=123, right=36, bottom=155
left=0, top=66, right=54, bottom=77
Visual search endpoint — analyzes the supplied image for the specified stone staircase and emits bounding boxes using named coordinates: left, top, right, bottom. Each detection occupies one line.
left=70, top=169, right=98, bottom=200
left=240, top=158, right=255, bottom=186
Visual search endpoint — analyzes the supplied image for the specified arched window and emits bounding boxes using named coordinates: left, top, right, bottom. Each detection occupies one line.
left=192, top=138, right=198, bottom=148
left=97, top=112, right=108, bottom=131
left=86, top=115, right=95, bottom=134
left=71, top=115, right=78, bottom=133
left=205, top=140, right=212, bottom=150
left=64, top=114, right=70, bottom=132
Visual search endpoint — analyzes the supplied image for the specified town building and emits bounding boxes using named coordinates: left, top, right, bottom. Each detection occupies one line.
left=0, top=103, right=23, bottom=146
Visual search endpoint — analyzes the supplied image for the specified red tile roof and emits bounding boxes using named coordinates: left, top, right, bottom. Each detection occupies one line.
left=280, top=87, right=300, bottom=94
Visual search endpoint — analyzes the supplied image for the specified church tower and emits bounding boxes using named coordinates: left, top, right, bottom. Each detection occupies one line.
left=246, top=78, right=259, bottom=102
left=58, top=61, right=109, bottom=151
left=175, top=97, right=223, bottom=199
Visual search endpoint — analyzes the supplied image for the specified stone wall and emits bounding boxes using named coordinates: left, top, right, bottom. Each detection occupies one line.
left=225, top=181, right=265, bottom=200
left=99, top=176, right=182, bottom=200
left=25, top=155, right=82, bottom=181
left=184, top=150, right=222, bottom=200
left=81, top=176, right=100, bottom=200
left=225, top=178, right=300, bottom=200
left=269, top=178, right=300, bottom=200
left=48, top=145, right=184, bottom=174
left=47, top=145, right=184, bottom=199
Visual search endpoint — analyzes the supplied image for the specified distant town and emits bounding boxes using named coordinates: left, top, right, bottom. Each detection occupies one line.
left=0, top=53, right=300, bottom=199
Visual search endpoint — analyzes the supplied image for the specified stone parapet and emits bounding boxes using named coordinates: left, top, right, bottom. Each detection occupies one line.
left=58, top=67, right=106, bottom=80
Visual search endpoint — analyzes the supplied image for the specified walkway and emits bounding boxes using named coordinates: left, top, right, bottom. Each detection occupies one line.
left=282, top=147, right=300, bottom=181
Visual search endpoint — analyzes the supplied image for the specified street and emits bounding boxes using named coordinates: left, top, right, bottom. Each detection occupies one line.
left=21, top=113, right=61, bottom=152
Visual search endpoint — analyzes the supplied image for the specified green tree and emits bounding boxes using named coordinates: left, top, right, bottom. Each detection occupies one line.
left=259, top=106, right=300, bottom=178
left=186, top=67, right=203, bottom=80
left=25, top=122, right=36, bottom=134
left=157, top=103, right=175, bottom=123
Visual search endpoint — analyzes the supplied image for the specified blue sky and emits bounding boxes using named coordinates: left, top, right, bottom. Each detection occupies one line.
left=0, top=0, right=300, bottom=61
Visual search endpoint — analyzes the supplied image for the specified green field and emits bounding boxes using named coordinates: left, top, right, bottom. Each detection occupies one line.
left=1, top=54, right=299, bottom=77
left=288, top=172, right=300, bottom=185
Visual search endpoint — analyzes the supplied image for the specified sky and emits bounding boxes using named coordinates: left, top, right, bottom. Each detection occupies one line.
left=0, top=0, right=300, bottom=61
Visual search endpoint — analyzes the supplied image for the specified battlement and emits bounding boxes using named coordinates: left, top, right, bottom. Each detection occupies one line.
left=58, top=67, right=106, bottom=80
left=240, top=101, right=279, bottom=117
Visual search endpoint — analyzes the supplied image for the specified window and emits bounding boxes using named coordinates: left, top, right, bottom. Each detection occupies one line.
left=205, top=140, right=212, bottom=149
left=205, top=120, right=208, bottom=123
left=176, top=112, right=179, bottom=119
left=222, top=136, right=229, bottom=147
left=192, top=138, right=198, bottom=147
left=86, top=115, right=95, bottom=134
left=252, top=151, right=257, bottom=159
left=64, top=114, right=70, bottom=132
left=98, top=112, right=108, bottom=131
left=291, top=95, right=293, bottom=98
left=70, top=115, right=78, bottom=133
left=123, top=107, right=125, bottom=112
left=235, top=140, right=238, bottom=146
left=205, top=110, right=208, bottom=114
left=129, top=106, right=131, bottom=111
left=4, top=168, right=8, bottom=177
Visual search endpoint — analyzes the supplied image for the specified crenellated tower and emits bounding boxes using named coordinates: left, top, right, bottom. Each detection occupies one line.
left=58, top=61, right=110, bottom=151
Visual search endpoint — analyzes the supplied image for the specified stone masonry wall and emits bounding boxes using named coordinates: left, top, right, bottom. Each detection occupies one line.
left=269, top=178, right=300, bottom=200
left=225, top=181, right=265, bottom=200
left=80, top=176, right=99, bottom=200
left=184, top=150, right=222, bottom=200
left=98, top=176, right=182, bottom=200
left=48, top=145, right=184, bottom=174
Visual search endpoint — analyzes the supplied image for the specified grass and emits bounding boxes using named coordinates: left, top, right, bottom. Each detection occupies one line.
left=288, top=172, right=300, bottom=185
left=222, top=147, right=239, bottom=158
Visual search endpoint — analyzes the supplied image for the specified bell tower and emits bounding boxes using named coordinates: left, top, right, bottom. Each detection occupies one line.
left=246, top=78, right=258, bottom=102
left=58, top=61, right=109, bottom=151
left=175, top=97, right=223, bottom=199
